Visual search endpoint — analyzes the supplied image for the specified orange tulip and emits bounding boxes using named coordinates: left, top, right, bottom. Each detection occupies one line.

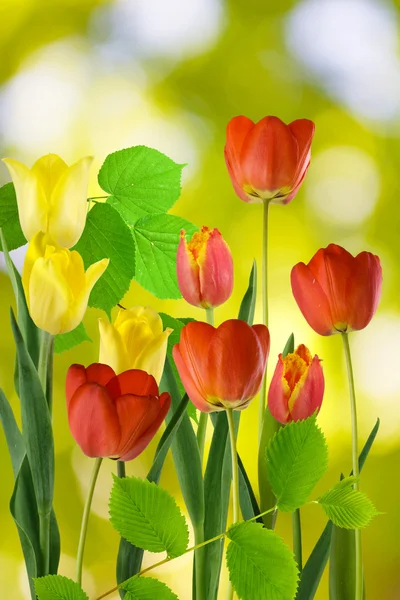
left=268, top=344, right=324, bottom=424
left=66, top=364, right=171, bottom=461
left=224, top=115, right=315, bottom=204
left=177, top=227, right=233, bottom=309
left=173, top=319, right=270, bottom=412
left=291, top=244, right=382, bottom=336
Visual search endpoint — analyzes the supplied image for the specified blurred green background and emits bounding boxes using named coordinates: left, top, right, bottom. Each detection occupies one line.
left=0, top=0, right=399, bottom=597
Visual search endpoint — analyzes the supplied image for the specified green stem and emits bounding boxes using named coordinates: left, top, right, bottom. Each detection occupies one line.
left=258, top=200, right=270, bottom=440
left=39, top=511, right=51, bottom=574
left=38, top=330, right=54, bottom=411
left=197, top=308, right=214, bottom=467
left=87, top=196, right=108, bottom=201
left=193, top=524, right=206, bottom=600
left=341, top=332, right=363, bottom=600
left=117, top=460, right=126, bottom=479
left=292, top=508, right=302, bottom=571
left=76, top=458, right=103, bottom=586
left=226, top=408, right=240, bottom=524
left=94, top=504, right=278, bottom=600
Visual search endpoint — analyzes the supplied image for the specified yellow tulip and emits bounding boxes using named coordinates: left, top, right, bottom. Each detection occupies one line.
left=23, top=232, right=109, bottom=335
left=99, top=307, right=172, bottom=384
left=3, top=153, right=93, bottom=248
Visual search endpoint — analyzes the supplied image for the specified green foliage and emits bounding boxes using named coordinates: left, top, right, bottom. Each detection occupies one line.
left=74, top=202, right=136, bottom=315
left=0, top=388, right=25, bottom=478
left=109, top=475, right=189, bottom=557
left=54, top=322, right=91, bottom=354
left=266, top=415, right=328, bottom=512
left=0, top=183, right=26, bottom=250
left=34, top=575, right=88, bottom=600
left=121, top=576, right=179, bottom=600
left=99, top=145, right=184, bottom=224
left=238, top=260, right=257, bottom=325
left=226, top=521, right=299, bottom=600
left=317, top=477, right=379, bottom=529
left=133, top=214, right=197, bottom=299
left=282, top=333, right=295, bottom=358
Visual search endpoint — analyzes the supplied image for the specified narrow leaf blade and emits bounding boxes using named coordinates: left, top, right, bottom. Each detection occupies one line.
left=238, top=260, right=257, bottom=325
left=0, top=183, right=26, bottom=250
left=0, top=387, right=25, bottom=478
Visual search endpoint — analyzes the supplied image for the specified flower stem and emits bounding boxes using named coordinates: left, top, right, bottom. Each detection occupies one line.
left=292, top=508, right=302, bottom=571
left=341, top=332, right=363, bottom=600
left=38, top=330, right=54, bottom=411
left=76, top=458, right=103, bottom=586
left=226, top=407, right=240, bottom=600
left=197, top=308, right=214, bottom=466
left=258, top=200, right=270, bottom=440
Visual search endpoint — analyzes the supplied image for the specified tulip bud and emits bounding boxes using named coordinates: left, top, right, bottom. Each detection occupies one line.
left=66, top=364, right=171, bottom=461
left=22, top=232, right=109, bottom=335
left=3, top=153, right=93, bottom=248
left=268, top=344, right=324, bottom=424
left=291, top=244, right=382, bottom=336
left=224, top=115, right=315, bottom=205
left=173, top=319, right=270, bottom=412
left=177, top=226, right=233, bottom=308
left=99, top=306, right=172, bottom=384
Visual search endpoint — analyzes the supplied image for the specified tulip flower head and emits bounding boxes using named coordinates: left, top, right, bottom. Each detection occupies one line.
left=3, top=153, right=93, bottom=248
left=173, top=319, right=270, bottom=412
left=224, top=115, right=315, bottom=205
left=268, top=344, right=324, bottom=424
left=99, top=307, right=172, bottom=384
left=177, top=227, right=234, bottom=309
left=22, top=232, right=109, bottom=335
left=291, top=244, right=382, bottom=336
left=66, top=364, right=171, bottom=461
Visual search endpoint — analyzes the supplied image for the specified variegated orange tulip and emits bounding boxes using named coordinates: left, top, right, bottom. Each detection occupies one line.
left=268, top=344, right=324, bottom=424
left=224, top=115, right=315, bottom=204
left=177, top=226, right=233, bottom=308
left=291, top=244, right=382, bottom=336
left=173, top=319, right=270, bottom=412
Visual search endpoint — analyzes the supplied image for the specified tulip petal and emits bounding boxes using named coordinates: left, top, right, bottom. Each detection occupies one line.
left=240, top=116, right=298, bottom=195
left=114, top=306, right=164, bottom=336
left=198, top=229, right=234, bottom=308
left=116, top=392, right=171, bottom=461
left=290, top=356, right=324, bottom=421
left=288, top=119, right=315, bottom=188
left=346, top=252, right=382, bottom=332
left=177, top=322, right=215, bottom=401
left=106, top=369, right=159, bottom=400
left=98, top=317, right=130, bottom=375
left=68, top=382, right=120, bottom=457
left=224, top=116, right=255, bottom=199
left=3, top=158, right=48, bottom=241
left=134, top=328, right=172, bottom=384
left=172, top=344, right=215, bottom=412
left=66, top=364, right=87, bottom=407
left=67, top=257, right=109, bottom=333
left=31, top=154, right=68, bottom=198
left=291, top=262, right=334, bottom=336
left=252, top=324, right=271, bottom=364
left=116, top=307, right=164, bottom=366
left=177, top=231, right=202, bottom=306
left=268, top=356, right=291, bottom=424
left=49, top=156, right=93, bottom=248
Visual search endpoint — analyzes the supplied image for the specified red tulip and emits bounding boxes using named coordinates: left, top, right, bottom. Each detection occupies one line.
left=173, top=319, right=270, bottom=412
left=177, top=227, right=233, bottom=308
left=268, top=344, right=324, bottom=424
left=66, top=363, right=171, bottom=461
left=291, top=244, right=382, bottom=336
left=224, top=115, right=315, bottom=204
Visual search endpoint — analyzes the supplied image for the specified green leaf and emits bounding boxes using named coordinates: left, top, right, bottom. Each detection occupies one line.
left=133, top=214, right=198, bottom=299
left=34, top=575, right=88, bottom=600
left=226, top=521, right=299, bottom=600
left=238, top=260, right=257, bottom=325
left=98, top=145, right=184, bottom=224
left=109, top=475, right=189, bottom=557
left=0, top=183, right=26, bottom=250
left=54, top=322, right=92, bottom=354
left=121, top=576, right=179, bottom=599
left=317, top=477, right=379, bottom=529
left=73, top=202, right=136, bottom=315
left=282, top=333, right=295, bottom=358
left=0, top=388, right=25, bottom=478
left=10, top=310, right=54, bottom=515
left=160, top=357, right=204, bottom=530
left=267, top=415, right=328, bottom=512
left=238, top=453, right=261, bottom=521
left=159, top=313, right=197, bottom=422
left=297, top=417, right=380, bottom=600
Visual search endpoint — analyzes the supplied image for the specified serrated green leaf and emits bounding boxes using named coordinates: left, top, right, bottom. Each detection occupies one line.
left=121, top=576, right=179, bottom=599
left=133, top=214, right=198, bottom=299
left=317, top=477, right=379, bottom=529
left=34, top=575, right=88, bottom=600
left=0, top=183, right=27, bottom=250
left=54, top=322, right=92, bottom=354
left=109, top=475, right=189, bottom=557
left=73, top=202, right=135, bottom=315
left=159, top=313, right=197, bottom=422
left=266, top=415, right=328, bottom=512
left=226, top=521, right=299, bottom=600
left=98, top=145, right=184, bottom=224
